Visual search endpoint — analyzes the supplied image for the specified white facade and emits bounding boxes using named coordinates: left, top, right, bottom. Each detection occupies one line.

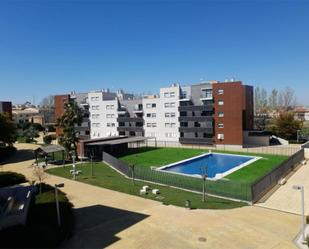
left=88, top=91, right=119, bottom=139
left=142, top=85, right=180, bottom=141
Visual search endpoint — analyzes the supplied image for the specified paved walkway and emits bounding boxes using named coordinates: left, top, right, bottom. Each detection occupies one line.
left=256, top=162, right=309, bottom=215
left=3, top=143, right=301, bottom=249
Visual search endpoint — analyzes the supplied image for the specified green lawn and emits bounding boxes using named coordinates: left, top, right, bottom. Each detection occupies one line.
left=47, top=163, right=246, bottom=209
left=118, top=147, right=288, bottom=185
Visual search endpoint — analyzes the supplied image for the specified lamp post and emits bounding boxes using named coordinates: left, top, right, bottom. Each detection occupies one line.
left=55, top=183, right=64, bottom=227
left=297, top=130, right=301, bottom=143
left=292, top=185, right=305, bottom=242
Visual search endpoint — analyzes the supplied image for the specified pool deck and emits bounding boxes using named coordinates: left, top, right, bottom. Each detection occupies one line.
left=3, top=143, right=300, bottom=249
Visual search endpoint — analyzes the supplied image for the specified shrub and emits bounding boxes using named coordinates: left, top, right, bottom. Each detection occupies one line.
left=43, top=135, right=53, bottom=144
left=0, top=171, right=27, bottom=187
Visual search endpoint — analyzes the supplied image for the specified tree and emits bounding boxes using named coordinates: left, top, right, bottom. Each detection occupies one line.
left=32, top=166, right=47, bottom=194
left=21, top=126, right=39, bottom=142
left=0, top=113, right=16, bottom=146
left=40, top=95, right=54, bottom=110
left=56, top=100, right=82, bottom=160
left=269, top=112, right=303, bottom=140
left=278, top=87, right=296, bottom=111
left=268, top=89, right=278, bottom=111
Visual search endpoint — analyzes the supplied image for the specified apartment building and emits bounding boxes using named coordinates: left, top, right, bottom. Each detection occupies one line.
left=117, top=99, right=144, bottom=137
left=54, top=92, right=90, bottom=139
left=0, top=101, right=12, bottom=119
left=142, top=84, right=180, bottom=141
left=56, top=80, right=254, bottom=147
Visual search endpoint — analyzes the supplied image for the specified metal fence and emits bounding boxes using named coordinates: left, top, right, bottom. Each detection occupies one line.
left=129, top=140, right=301, bottom=156
left=102, top=151, right=251, bottom=201
left=251, top=149, right=305, bottom=203
left=102, top=151, right=131, bottom=176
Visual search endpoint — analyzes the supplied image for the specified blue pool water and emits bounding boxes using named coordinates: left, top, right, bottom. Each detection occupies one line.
left=160, top=153, right=255, bottom=179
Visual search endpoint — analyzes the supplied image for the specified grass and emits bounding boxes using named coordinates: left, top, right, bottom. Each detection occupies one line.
left=47, top=163, right=246, bottom=209
left=118, top=147, right=289, bottom=185
left=0, top=183, right=74, bottom=248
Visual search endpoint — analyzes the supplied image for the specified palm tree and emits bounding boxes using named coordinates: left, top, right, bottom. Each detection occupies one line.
left=56, top=100, right=82, bottom=160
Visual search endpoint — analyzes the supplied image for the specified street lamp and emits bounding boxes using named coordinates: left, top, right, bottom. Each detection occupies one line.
left=297, top=130, right=301, bottom=143
left=292, top=185, right=305, bottom=242
left=55, top=183, right=65, bottom=227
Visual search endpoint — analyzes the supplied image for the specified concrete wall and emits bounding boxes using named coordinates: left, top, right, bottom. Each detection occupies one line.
left=243, top=131, right=270, bottom=146
left=305, top=148, right=309, bottom=159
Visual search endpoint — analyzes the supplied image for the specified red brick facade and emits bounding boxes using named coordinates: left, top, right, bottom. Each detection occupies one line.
left=54, top=95, right=70, bottom=136
left=213, top=82, right=253, bottom=145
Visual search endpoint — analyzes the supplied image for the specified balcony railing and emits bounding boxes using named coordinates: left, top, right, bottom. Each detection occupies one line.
left=117, top=117, right=144, bottom=122
left=178, top=105, right=213, bottom=112
left=179, top=127, right=213, bottom=133
left=178, top=116, right=213, bottom=122
left=117, top=126, right=144, bottom=132
left=179, top=137, right=213, bottom=145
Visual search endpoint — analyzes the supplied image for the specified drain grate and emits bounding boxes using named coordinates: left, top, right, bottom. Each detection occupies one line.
left=198, top=237, right=207, bottom=242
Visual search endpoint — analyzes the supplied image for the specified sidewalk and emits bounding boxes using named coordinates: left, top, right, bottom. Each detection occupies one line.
left=3, top=143, right=301, bottom=249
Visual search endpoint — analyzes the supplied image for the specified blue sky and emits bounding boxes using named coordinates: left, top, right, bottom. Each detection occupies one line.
left=0, top=0, right=308, bottom=105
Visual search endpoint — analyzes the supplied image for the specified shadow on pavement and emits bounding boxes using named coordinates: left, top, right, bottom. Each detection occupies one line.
left=62, top=204, right=149, bottom=248
left=3, top=149, right=35, bottom=164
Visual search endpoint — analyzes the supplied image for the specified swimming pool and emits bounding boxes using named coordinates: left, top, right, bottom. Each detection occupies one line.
left=157, top=152, right=260, bottom=180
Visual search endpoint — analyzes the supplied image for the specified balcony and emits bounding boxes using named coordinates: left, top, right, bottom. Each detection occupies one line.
left=200, top=94, right=213, bottom=101
left=179, top=137, right=213, bottom=145
left=117, top=117, right=144, bottom=122
left=178, top=116, right=213, bottom=122
left=117, top=126, right=144, bottom=132
left=179, top=127, right=213, bottom=133
left=178, top=105, right=213, bottom=112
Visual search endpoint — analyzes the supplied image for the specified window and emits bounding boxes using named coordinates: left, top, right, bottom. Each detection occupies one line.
left=92, top=114, right=100, bottom=119
left=218, top=112, right=224, bottom=117
left=152, top=123, right=157, bottom=127
left=201, top=89, right=213, bottom=98
left=165, top=113, right=170, bottom=118
left=146, top=123, right=151, bottom=127
left=92, top=123, right=100, bottom=128
left=107, top=123, right=111, bottom=127
left=171, top=123, right=176, bottom=128
left=164, top=92, right=169, bottom=98
left=146, top=103, right=156, bottom=108
left=171, top=112, right=176, bottom=117
left=194, top=122, right=200, bottom=127
left=165, top=123, right=170, bottom=128
left=111, top=123, right=115, bottom=127
left=146, top=113, right=156, bottom=118
left=218, top=100, right=224, bottom=106
left=217, top=89, right=224, bottom=94
left=92, top=105, right=99, bottom=110
left=170, top=92, right=175, bottom=98
left=91, top=96, right=99, bottom=101
left=165, top=102, right=175, bottom=108
left=217, top=133, right=224, bottom=140
left=218, top=123, right=224, bottom=128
